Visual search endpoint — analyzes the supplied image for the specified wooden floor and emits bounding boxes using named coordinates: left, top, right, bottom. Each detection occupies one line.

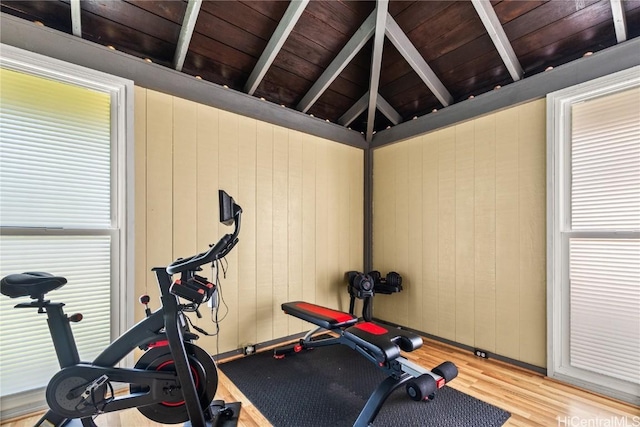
left=2, top=337, right=638, bottom=427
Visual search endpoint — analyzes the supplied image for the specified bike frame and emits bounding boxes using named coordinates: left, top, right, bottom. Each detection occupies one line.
left=34, top=268, right=207, bottom=427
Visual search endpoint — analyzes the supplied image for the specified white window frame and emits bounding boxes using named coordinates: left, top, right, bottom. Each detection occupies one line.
left=0, top=44, right=135, bottom=418
left=547, top=65, right=640, bottom=405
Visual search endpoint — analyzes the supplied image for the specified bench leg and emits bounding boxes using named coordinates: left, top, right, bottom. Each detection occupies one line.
left=353, top=373, right=413, bottom=427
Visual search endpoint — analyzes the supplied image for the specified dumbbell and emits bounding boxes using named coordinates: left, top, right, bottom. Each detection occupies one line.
left=367, top=270, right=403, bottom=294
left=345, top=271, right=374, bottom=299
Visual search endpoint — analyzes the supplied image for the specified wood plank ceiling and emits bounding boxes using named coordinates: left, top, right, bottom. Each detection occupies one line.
left=2, top=0, right=639, bottom=141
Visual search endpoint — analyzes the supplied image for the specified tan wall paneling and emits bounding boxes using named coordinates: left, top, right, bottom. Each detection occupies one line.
left=342, top=142, right=363, bottom=311
left=195, top=103, right=219, bottom=333
left=217, top=110, right=240, bottom=352
left=350, top=148, right=364, bottom=270
left=134, top=87, right=147, bottom=326
left=455, top=122, right=475, bottom=347
left=173, top=97, right=198, bottom=265
left=373, top=145, right=407, bottom=321
left=172, top=97, right=199, bottom=335
left=407, top=138, right=424, bottom=331
left=134, top=88, right=363, bottom=354
left=287, top=131, right=304, bottom=333
left=144, top=90, right=173, bottom=309
left=372, top=145, right=395, bottom=321
left=349, top=146, right=364, bottom=286
left=326, top=143, right=340, bottom=311
left=495, top=107, right=520, bottom=360
left=437, top=127, right=457, bottom=342
left=301, top=134, right=317, bottom=304
left=256, top=120, right=274, bottom=344
left=336, top=144, right=350, bottom=313
left=237, top=116, right=257, bottom=347
left=517, top=100, right=547, bottom=367
left=315, top=139, right=329, bottom=308
left=386, top=145, right=400, bottom=321
left=272, top=126, right=289, bottom=339
left=372, top=99, right=547, bottom=367
left=422, top=132, right=439, bottom=336
left=474, top=115, right=497, bottom=352
left=371, top=149, right=384, bottom=318
left=394, top=143, right=410, bottom=327
left=322, top=140, right=358, bottom=313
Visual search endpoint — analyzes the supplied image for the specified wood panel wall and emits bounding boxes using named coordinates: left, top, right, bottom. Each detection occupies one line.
left=372, top=99, right=546, bottom=367
left=134, top=87, right=364, bottom=354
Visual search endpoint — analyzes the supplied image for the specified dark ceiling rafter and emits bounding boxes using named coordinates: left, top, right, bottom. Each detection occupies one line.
left=173, top=0, right=202, bottom=72
left=385, top=14, right=453, bottom=107
left=471, top=0, right=523, bottom=81
left=376, top=94, right=402, bottom=126
left=372, top=38, right=640, bottom=148
left=14, top=0, right=635, bottom=145
left=244, top=0, right=309, bottom=96
left=2, top=10, right=639, bottom=151
left=335, top=5, right=455, bottom=139
left=297, top=10, right=376, bottom=114
left=610, top=0, right=628, bottom=43
left=337, top=91, right=400, bottom=128
left=366, top=0, right=389, bottom=142
left=339, top=92, right=368, bottom=127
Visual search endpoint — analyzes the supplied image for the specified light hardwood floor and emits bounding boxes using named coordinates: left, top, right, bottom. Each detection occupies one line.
left=2, top=337, right=638, bottom=427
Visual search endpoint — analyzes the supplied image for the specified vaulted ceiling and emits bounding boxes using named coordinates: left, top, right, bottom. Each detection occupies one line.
left=2, top=0, right=639, bottom=141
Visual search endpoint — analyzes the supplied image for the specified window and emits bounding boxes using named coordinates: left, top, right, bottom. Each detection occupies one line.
left=0, top=44, right=133, bottom=418
left=547, top=66, right=640, bottom=404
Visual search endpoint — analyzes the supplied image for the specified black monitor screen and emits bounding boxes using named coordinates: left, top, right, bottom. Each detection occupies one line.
left=219, top=190, right=235, bottom=226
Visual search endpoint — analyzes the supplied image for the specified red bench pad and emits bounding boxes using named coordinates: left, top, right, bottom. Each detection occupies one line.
left=281, top=301, right=359, bottom=329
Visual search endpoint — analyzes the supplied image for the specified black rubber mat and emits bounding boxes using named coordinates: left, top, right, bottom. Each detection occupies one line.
left=219, top=344, right=511, bottom=427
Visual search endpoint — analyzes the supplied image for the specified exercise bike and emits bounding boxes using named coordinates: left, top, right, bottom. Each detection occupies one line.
left=0, top=190, right=242, bottom=427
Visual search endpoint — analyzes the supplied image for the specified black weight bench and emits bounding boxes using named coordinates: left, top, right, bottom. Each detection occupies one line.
left=275, top=301, right=458, bottom=427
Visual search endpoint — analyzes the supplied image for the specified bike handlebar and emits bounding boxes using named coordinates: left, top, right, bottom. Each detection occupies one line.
left=166, top=196, right=242, bottom=275
left=166, top=234, right=233, bottom=275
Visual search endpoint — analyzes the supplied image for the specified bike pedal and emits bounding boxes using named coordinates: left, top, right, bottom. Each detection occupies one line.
left=79, top=374, right=109, bottom=401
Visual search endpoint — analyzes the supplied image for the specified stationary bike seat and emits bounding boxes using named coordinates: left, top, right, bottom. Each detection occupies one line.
left=1, top=272, right=67, bottom=299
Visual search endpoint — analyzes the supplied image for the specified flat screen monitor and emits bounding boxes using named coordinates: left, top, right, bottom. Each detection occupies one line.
left=219, top=190, right=236, bottom=226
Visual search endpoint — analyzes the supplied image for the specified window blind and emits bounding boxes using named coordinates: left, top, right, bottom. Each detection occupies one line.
left=568, top=86, right=640, bottom=388
left=569, top=238, right=640, bottom=384
left=0, top=236, right=112, bottom=396
left=571, top=87, right=640, bottom=230
left=0, top=68, right=113, bottom=398
left=0, top=68, right=111, bottom=228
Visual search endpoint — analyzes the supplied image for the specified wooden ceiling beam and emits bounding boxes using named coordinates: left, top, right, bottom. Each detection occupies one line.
left=385, top=14, right=453, bottom=107
left=297, top=11, right=376, bottom=113
left=366, top=0, right=389, bottom=142
left=339, top=92, right=368, bottom=127
left=377, top=94, right=401, bottom=125
left=338, top=91, right=400, bottom=127
left=173, top=0, right=202, bottom=71
left=244, top=0, right=309, bottom=95
left=372, top=41, right=640, bottom=148
left=471, top=0, right=523, bottom=81
left=610, top=0, right=627, bottom=43
left=70, top=0, right=81, bottom=37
